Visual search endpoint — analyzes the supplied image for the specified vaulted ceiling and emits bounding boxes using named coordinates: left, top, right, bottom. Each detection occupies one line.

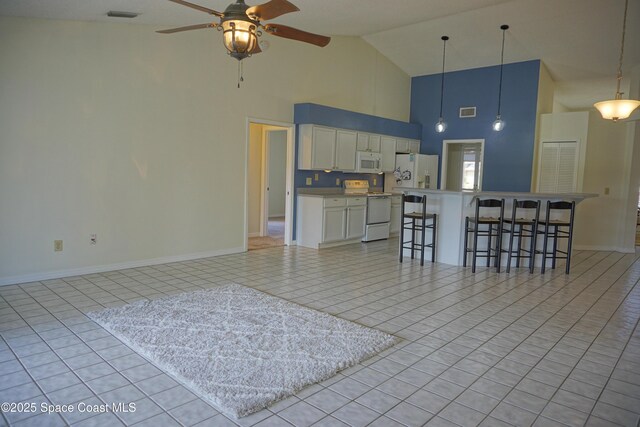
left=1, top=0, right=638, bottom=109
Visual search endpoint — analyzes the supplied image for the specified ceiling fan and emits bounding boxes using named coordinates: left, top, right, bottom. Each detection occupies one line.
left=157, top=0, right=331, bottom=61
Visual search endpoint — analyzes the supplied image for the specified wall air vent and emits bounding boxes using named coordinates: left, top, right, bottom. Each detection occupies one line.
left=107, top=11, right=139, bottom=18
left=459, top=107, right=476, bottom=118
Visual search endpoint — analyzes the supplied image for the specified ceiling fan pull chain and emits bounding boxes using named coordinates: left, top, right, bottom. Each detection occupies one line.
left=237, top=61, right=241, bottom=88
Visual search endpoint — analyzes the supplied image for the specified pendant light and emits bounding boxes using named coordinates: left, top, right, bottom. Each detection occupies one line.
left=593, top=0, right=640, bottom=121
left=493, top=24, right=509, bottom=132
left=435, top=36, right=449, bottom=133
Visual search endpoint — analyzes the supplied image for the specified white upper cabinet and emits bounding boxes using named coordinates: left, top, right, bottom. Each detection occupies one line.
left=380, top=136, right=397, bottom=172
left=409, top=140, right=420, bottom=154
left=396, top=138, right=409, bottom=153
left=356, top=133, right=381, bottom=152
left=298, top=124, right=419, bottom=172
left=336, top=130, right=357, bottom=171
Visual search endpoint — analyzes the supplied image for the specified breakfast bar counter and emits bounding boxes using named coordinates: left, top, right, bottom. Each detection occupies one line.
left=396, top=188, right=598, bottom=266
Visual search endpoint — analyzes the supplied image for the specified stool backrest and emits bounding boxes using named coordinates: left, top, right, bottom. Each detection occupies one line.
left=545, top=200, right=576, bottom=224
left=511, top=199, right=540, bottom=222
left=402, top=193, right=427, bottom=218
left=475, top=198, right=505, bottom=220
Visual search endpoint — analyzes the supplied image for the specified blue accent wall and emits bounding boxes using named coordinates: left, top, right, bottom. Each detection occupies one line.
left=410, top=60, right=540, bottom=191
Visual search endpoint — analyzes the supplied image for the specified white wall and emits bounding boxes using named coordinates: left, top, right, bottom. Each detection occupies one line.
left=530, top=62, right=555, bottom=191
left=267, top=130, right=287, bottom=218
left=0, top=16, right=411, bottom=284
left=247, top=123, right=264, bottom=237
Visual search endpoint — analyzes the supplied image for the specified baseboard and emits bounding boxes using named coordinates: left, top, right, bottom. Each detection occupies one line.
left=0, top=247, right=245, bottom=287
left=248, top=232, right=260, bottom=238
left=573, top=245, right=635, bottom=254
left=268, top=214, right=285, bottom=219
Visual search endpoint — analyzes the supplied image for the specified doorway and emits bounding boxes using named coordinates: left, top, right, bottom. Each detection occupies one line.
left=246, top=119, right=294, bottom=251
left=441, top=139, right=484, bottom=191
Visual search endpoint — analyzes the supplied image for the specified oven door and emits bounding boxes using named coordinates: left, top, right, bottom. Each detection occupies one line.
left=367, top=196, right=391, bottom=224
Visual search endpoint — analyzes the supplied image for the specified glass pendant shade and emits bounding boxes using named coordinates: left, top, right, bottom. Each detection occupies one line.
left=492, top=116, right=505, bottom=132
left=594, top=99, right=640, bottom=121
left=435, top=118, right=447, bottom=133
left=222, top=19, right=258, bottom=60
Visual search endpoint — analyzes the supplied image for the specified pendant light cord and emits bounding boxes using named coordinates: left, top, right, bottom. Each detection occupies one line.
left=497, top=25, right=507, bottom=116
left=439, top=36, right=448, bottom=118
left=615, top=0, right=628, bottom=98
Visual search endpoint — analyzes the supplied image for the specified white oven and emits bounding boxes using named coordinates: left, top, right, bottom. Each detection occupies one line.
left=356, top=151, right=382, bottom=173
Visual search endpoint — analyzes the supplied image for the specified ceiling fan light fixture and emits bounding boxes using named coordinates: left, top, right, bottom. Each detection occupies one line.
left=594, top=0, right=640, bottom=121
left=222, top=19, right=258, bottom=60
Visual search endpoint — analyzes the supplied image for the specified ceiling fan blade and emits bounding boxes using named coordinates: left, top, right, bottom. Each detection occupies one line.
left=168, top=0, right=223, bottom=17
left=156, top=23, right=218, bottom=34
left=246, top=0, right=299, bottom=21
left=263, top=24, right=330, bottom=47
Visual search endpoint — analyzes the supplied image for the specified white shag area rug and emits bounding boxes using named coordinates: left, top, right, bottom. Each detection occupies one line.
left=87, top=284, right=397, bottom=418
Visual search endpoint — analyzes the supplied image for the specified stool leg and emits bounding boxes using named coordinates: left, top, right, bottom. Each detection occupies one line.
left=487, top=225, right=492, bottom=268
left=411, top=218, right=416, bottom=260
left=419, top=219, right=425, bottom=266
left=399, top=219, right=404, bottom=263
left=566, top=224, right=573, bottom=274
left=507, top=224, right=515, bottom=273
left=541, top=225, right=549, bottom=274
left=552, top=226, right=558, bottom=269
left=495, top=223, right=502, bottom=273
left=463, top=218, right=469, bottom=267
left=516, top=225, right=522, bottom=268
left=527, top=225, right=535, bottom=274
left=431, top=215, right=437, bottom=263
left=472, top=222, right=479, bottom=273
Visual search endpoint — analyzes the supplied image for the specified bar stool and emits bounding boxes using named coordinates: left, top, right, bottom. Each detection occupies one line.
left=464, top=198, right=505, bottom=273
left=536, top=200, right=576, bottom=274
left=502, top=200, right=540, bottom=273
left=399, top=194, right=437, bottom=266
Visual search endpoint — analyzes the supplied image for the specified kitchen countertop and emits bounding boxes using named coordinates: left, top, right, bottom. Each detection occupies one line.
left=395, top=188, right=599, bottom=200
left=297, top=188, right=384, bottom=197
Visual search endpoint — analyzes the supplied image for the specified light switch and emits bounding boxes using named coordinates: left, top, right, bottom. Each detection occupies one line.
left=604, top=187, right=610, bottom=195
left=336, top=178, right=340, bottom=186
left=306, top=177, right=312, bottom=185
left=314, top=173, right=319, bottom=181
left=373, top=178, right=377, bottom=186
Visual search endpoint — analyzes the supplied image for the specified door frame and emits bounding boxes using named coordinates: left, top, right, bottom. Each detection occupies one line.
left=244, top=118, right=295, bottom=250
left=441, top=139, right=485, bottom=191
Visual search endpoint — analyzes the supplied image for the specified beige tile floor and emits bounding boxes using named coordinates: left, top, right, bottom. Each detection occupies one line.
left=1, top=239, right=639, bottom=427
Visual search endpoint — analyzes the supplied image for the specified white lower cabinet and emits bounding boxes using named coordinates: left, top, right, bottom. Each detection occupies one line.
left=390, top=195, right=402, bottom=235
left=345, top=205, right=366, bottom=240
left=298, top=195, right=366, bottom=248
left=323, top=207, right=347, bottom=242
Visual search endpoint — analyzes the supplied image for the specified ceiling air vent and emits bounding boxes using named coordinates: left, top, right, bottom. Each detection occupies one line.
left=107, top=11, right=139, bottom=18
left=459, top=107, right=476, bottom=118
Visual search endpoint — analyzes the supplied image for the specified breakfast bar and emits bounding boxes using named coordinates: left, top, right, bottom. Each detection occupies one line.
left=398, top=189, right=598, bottom=266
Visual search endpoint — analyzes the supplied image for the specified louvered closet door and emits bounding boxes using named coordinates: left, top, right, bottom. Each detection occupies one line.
left=538, top=141, right=578, bottom=193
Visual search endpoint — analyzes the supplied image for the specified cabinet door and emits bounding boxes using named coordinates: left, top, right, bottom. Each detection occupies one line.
left=368, top=134, right=381, bottom=153
left=335, top=130, right=357, bottom=171
left=380, top=136, right=397, bottom=172
left=396, top=138, right=409, bottom=153
left=409, top=140, right=420, bottom=154
left=345, top=206, right=366, bottom=240
left=356, top=133, right=369, bottom=151
left=322, top=207, right=346, bottom=242
left=311, top=127, right=337, bottom=170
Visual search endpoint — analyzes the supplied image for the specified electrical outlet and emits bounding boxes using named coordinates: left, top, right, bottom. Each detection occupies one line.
left=373, top=178, right=377, bottom=186
left=54, top=240, right=63, bottom=252
left=604, top=187, right=610, bottom=195
left=90, top=234, right=97, bottom=245
left=336, top=178, right=340, bottom=186
left=314, top=173, right=319, bottom=181
left=306, top=177, right=312, bottom=185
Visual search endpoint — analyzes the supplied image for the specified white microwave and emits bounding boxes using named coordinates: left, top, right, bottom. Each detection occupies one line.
left=356, top=151, right=382, bottom=173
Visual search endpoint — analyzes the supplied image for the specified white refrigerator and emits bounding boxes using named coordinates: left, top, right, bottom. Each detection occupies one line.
left=385, top=154, right=439, bottom=190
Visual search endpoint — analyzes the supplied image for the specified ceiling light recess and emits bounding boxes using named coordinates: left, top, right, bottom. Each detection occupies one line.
left=593, top=0, right=640, bottom=121
left=107, top=11, right=139, bottom=18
